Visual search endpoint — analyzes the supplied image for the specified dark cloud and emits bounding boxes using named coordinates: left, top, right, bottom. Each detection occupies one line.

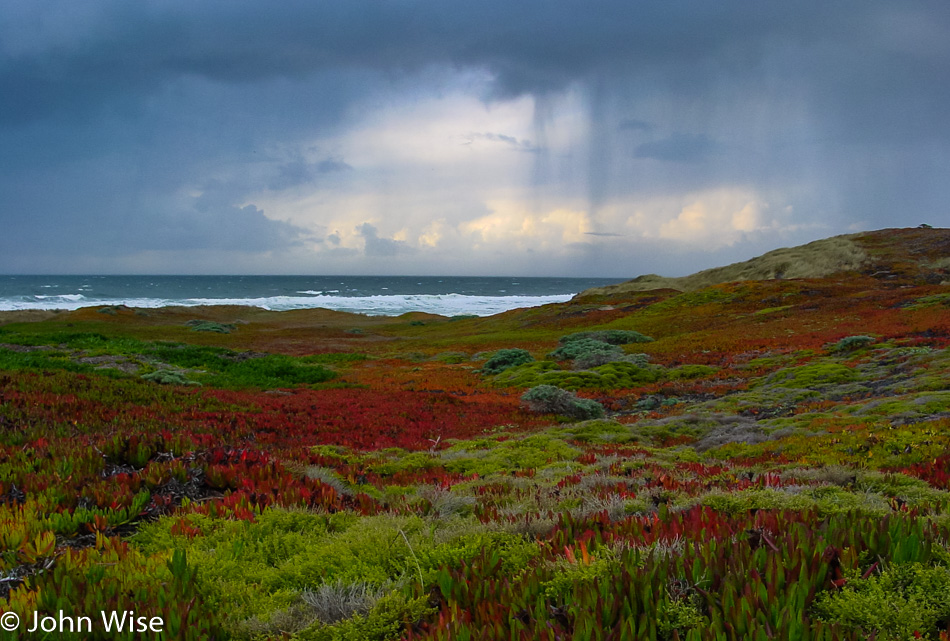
left=184, top=180, right=310, bottom=251
left=0, top=160, right=308, bottom=272
left=2, top=1, right=924, bottom=121
left=141, top=203, right=306, bottom=252
left=357, top=223, right=410, bottom=258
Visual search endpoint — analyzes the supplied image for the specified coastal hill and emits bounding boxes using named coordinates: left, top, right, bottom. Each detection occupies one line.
left=576, top=226, right=950, bottom=299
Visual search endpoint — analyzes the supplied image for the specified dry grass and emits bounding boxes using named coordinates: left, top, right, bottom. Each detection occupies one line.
left=0, top=309, right=70, bottom=326
left=300, top=581, right=386, bottom=624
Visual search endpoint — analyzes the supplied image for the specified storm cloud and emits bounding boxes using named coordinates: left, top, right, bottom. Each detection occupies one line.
left=1, top=1, right=947, bottom=275
left=358, top=223, right=411, bottom=258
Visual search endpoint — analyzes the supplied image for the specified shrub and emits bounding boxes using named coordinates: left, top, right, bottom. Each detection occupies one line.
left=548, top=338, right=623, bottom=362
left=814, top=562, right=950, bottom=640
left=574, top=351, right=649, bottom=371
left=481, top=348, right=533, bottom=375
left=559, top=330, right=653, bottom=345
left=828, top=335, right=875, bottom=353
left=520, top=385, right=605, bottom=420
left=185, top=320, right=236, bottom=333
left=572, top=351, right=620, bottom=370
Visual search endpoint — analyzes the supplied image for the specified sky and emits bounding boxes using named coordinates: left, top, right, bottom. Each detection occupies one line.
left=1, top=1, right=948, bottom=277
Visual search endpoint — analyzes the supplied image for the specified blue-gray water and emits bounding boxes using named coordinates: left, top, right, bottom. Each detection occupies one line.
left=0, top=275, right=625, bottom=316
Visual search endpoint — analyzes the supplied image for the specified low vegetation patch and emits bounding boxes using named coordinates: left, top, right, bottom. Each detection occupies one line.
left=496, top=359, right=662, bottom=390
left=0, top=330, right=336, bottom=389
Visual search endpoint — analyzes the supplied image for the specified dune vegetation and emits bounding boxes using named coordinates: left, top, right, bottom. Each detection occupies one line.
left=1, top=227, right=950, bottom=639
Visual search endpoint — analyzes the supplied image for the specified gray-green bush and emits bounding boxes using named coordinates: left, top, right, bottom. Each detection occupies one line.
left=520, top=384, right=605, bottom=420
left=828, top=335, right=875, bottom=353
left=481, top=348, right=534, bottom=375
left=548, top=339, right=623, bottom=362
left=186, top=320, right=237, bottom=334
left=573, top=352, right=649, bottom=371
left=559, top=330, right=653, bottom=345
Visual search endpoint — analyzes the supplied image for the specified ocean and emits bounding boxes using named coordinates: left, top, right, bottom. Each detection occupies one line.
left=0, top=275, right=625, bottom=317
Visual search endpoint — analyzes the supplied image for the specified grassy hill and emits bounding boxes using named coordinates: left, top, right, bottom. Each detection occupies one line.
left=576, top=227, right=950, bottom=298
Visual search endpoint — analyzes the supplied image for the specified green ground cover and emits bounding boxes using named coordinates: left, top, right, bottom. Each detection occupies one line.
left=0, top=328, right=338, bottom=389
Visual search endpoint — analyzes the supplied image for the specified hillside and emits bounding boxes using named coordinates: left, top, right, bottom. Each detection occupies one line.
left=1, top=226, right=950, bottom=640
left=576, top=226, right=950, bottom=298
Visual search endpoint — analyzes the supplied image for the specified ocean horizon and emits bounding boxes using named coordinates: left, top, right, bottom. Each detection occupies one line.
left=0, top=275, right=626, bottom=317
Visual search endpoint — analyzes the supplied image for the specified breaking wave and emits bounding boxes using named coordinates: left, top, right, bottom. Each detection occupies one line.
left=0, top=292, right=574, bottom=317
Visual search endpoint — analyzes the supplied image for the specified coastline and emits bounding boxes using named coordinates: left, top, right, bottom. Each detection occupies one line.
left=0, top=275, right=610, bottom=317
left=0, top=303, right=448, bottom=330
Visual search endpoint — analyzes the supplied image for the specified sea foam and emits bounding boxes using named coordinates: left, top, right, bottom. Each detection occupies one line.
left=0, top=293, right=574, bottom=317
